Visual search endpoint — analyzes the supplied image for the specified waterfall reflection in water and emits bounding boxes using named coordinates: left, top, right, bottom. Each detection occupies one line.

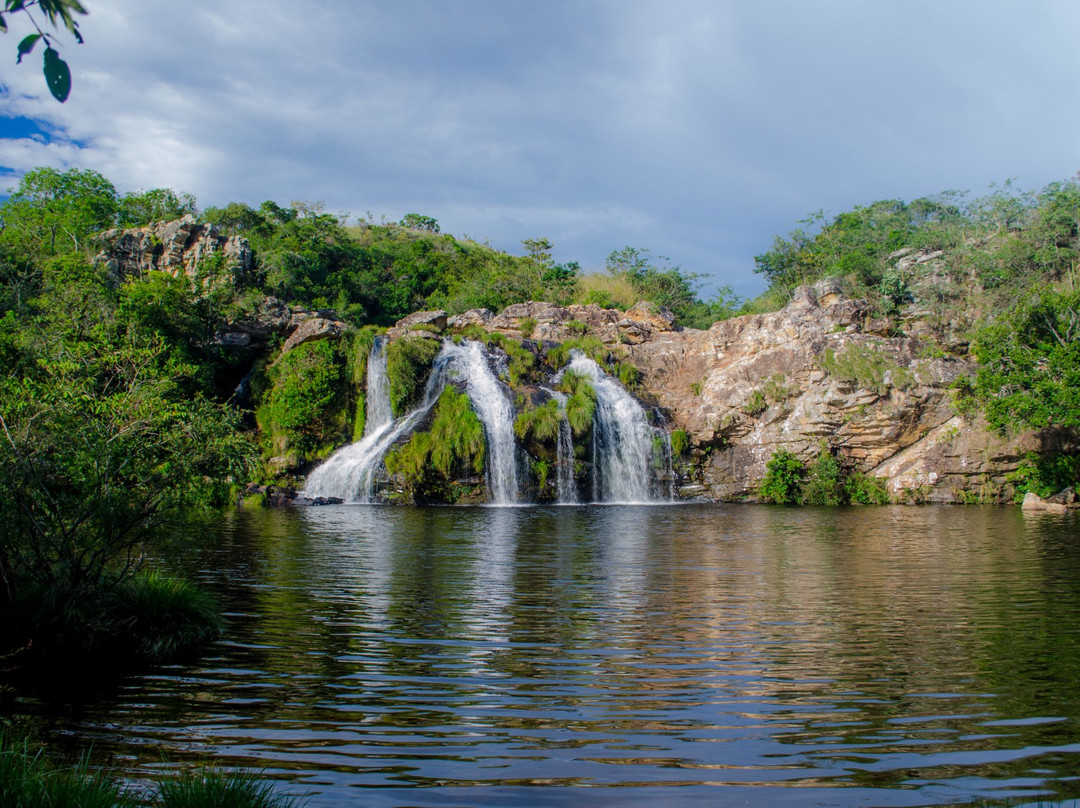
left=13, top=505, right=1080, bottom=808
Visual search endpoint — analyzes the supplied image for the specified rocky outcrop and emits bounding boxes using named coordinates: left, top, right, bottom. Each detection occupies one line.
left=610, top=280, right=1074, bottom=503
left=96, top=215, right=253, bottom=284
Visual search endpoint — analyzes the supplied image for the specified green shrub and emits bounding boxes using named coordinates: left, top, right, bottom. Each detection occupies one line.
left=670, top=428, right=690, bottom=456
left=518, top=316, right=537, bottom=337
left=758, top=449, right=805, bottom=504
left=800, top=448, right=846, bottom=505
left=566, top=319, right=589, bottom=335
left=1005, top=451, right=1080, bottom=501
left=847, top=472, right=891, bottom=504
left=385, top=335, right=441, bottom=416
left=821, top=343, right=913, bottom=397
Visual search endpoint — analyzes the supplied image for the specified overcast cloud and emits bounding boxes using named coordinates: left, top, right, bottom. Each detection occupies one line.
left=1, top=0, right=1078, bottom=296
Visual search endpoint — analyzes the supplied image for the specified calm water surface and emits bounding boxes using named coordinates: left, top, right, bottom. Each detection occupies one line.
left=11, top=504, right=1080, bottom=807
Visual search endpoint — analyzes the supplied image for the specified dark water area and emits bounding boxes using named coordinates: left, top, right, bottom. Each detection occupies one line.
left=9, top=504, right=1080, bottom=807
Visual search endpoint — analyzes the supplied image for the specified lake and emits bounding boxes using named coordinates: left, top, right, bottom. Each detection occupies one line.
left=10, top=504, right=1080, bottom=807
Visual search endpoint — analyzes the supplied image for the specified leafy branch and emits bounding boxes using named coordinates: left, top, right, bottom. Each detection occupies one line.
left=2, top=0, right=86, bottom=102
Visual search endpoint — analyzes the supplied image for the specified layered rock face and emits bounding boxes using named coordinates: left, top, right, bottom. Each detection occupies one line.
left=96, top=214, right=253, bottom=284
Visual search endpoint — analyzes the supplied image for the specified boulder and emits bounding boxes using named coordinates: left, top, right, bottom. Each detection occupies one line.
left=395, top=310, right=448, bottom=332
left=279, top=316, right=347, bottom=355
left=448, top=309, right=494, bottom=329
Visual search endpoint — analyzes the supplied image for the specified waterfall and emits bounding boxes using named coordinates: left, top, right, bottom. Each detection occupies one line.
left=441, top=340, right=520, bottom=505
left=565, top=352, right=661, bottom=504
left=547, top=391, right=578, bottom=504
left=304, top=338, right=520, bottom=505
left=303, top=347, right=451, bottom=502
left=365, top=336, right=392, bottom=436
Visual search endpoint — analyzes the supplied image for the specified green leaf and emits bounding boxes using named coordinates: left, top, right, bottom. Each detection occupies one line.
left=43, top=47, right=71, bottom=102
left=16, top=33, right=40, bottom=64
left=0, top=14, right=7, bottom=33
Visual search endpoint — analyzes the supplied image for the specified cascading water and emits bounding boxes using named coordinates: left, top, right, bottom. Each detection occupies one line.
left=303, top=346, right=452, bottom=503
left=365, top=336, right=392, bottom=436
left=441, top=340, right=520, bottom=505
left=565, top=352, right=665, bottom=504
left=546, top=390, right=579, bottom=504
left=304, top=339, right=521, bottom=505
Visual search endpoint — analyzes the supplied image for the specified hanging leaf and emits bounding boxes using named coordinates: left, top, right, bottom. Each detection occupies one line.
left=16, top=32, right=40, bottom=64
left=43, top=47, right=71, bottom=102
left=0, top=15, right=7, bottom=33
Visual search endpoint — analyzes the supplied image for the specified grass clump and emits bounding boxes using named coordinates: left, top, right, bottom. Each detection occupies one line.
left=0, top=733, right=137, bottom=808
left=743, top=389, right=768, bottom=416
left=0, top=570, right=223, bottom=678
left=514, top=398, right=562, bottom=444
left=156, top=767, right=307, bottom=808
left=385, top=335, right=441, bottom=416
left=670, top=428, right=690, bottom=457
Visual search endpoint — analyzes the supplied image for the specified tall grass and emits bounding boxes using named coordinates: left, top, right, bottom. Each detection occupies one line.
left=0, top=732, right=139, bottom=808
left=1, top=733, right=307, bottom=808
left=157, top=767, right=307, bottom=808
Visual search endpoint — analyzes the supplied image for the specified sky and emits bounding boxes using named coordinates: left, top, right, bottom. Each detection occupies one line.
left=1, top=0, right=1078, bottom=298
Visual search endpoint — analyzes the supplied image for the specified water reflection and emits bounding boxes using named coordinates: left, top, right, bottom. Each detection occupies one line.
left=12, top=505, right=1080, bottom=807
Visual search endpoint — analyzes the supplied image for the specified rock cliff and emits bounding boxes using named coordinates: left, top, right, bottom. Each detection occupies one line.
left=437, top=280, right=1066, bottom=503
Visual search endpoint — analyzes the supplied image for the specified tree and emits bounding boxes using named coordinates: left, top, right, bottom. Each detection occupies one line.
left=972, top=286, right=1080, bottom=434
left=3, top=0, right=86, bottom=102
left=118, top=188, right=198, bottom=227
left=0, top=329, right=254, bottom=600
left=0, top=167, right=118, bottom=259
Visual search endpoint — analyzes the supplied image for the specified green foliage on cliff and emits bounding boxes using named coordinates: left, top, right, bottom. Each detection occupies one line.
left=514, top=398, right=562, bottom=444
left=559, top=369, right=597, bottom=438
left=821, top=343, right=914, bottom=397
left=385, top=336, right=441, bottom=416
left=384, top=387, right=485, bottom=502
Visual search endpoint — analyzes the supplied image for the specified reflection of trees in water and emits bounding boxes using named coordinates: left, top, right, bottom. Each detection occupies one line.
left=64, top=505, right=1080, bottom=795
